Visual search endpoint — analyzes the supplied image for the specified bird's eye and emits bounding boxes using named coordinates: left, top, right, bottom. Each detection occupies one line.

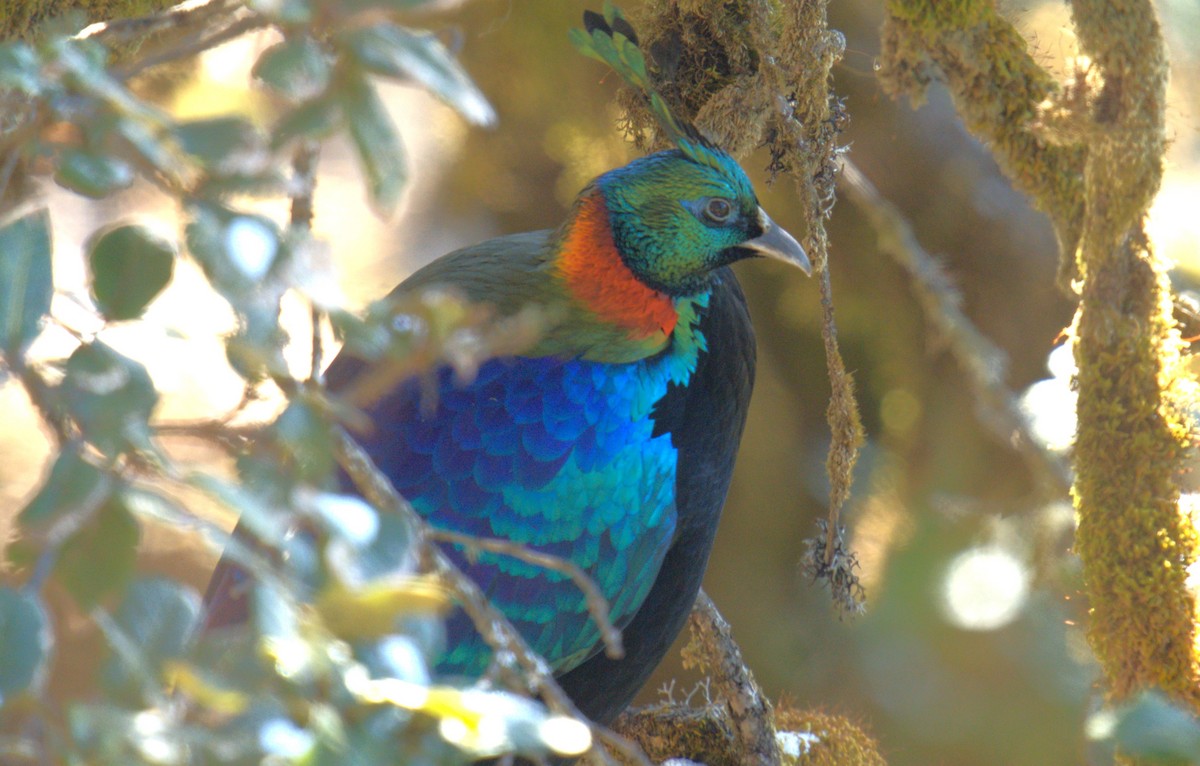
left=703, top=198, right=735, bottom=224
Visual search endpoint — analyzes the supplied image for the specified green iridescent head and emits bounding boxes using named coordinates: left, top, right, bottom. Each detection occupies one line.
left=574, top=4, right=810, bottom=297
left=596, top=149, right=806, bottom=296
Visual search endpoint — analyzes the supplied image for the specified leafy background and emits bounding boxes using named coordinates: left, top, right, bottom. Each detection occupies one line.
left=1, top=0, right=1200, bottom=763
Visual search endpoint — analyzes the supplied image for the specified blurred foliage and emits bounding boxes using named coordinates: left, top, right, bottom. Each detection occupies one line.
left=2, top=0, right=1200, bottom=765
left=0, top=1, right=592, bottom=764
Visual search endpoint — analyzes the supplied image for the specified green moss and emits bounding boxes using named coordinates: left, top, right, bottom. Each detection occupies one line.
left=1066, top=1, right=1200, bottom=731
left=775, top=706, right=887, bottom=766
left=1073, top=239, right=1200, bottom=713
left=877, top=0, right=1087, bottom=288
left=876, top=0, right=1198, bottom=747
left=0, top=0, right=173, bottom=41
left=886, top=0, right=989, bottom=29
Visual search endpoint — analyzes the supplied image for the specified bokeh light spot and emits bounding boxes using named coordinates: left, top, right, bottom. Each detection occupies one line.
left=1019, top=344, right=1078, bottom=451
left=940, top=546, right=1031, bottom=631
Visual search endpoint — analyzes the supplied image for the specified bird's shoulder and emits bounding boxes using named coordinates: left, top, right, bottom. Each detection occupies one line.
left=388, top=230, right=560, bottom=314
left=383, top=228, right=673, bottom=364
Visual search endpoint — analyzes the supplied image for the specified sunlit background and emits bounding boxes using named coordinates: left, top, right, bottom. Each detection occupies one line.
left=2, top=0, right=1199, bottom=763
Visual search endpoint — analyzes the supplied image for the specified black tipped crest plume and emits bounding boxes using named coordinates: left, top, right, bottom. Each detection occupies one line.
left=570, top=3, right=728, bottom=173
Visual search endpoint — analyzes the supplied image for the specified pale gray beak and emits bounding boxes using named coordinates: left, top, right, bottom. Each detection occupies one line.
left=740, top=207, right=811, bottom=275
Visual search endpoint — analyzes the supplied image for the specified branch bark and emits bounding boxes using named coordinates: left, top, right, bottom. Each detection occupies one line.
left=1064, top=0, right=1200, bottom=724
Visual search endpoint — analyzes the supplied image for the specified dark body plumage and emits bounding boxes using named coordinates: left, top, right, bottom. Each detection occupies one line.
left=555, top=271, right=755, bottom=723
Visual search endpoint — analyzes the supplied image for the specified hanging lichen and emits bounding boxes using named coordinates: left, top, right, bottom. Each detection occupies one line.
left=617, top=0, right=866, bottom=618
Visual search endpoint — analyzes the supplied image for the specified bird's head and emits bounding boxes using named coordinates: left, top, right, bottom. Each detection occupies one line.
left=596, top=146, right=810, bottom=297
left=570, top=4, right=810, bottom=301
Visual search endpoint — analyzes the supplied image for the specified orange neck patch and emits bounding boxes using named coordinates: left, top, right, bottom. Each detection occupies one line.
left=557, top=190, right=677, bottom=340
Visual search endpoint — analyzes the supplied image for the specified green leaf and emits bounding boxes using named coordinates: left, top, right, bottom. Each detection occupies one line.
left=62, top=341, right=158, bottom=455
left=328, top=308, right=390, bottom=361
left=270, top=400, right=335, bottom=484
left=0, top=41, right=42, bottom=94
left=247, top=0, right=312, bottom=24
left=253, top=579, right=319, bottom=682
left=188, top=473, right=290, bottom=549
left=342, top=24, right=495, bottom=127
left=55, top=493, right=140, bottom=608
left=115, top=117, right=187, bottom=183
left=225, top=302, right=289, bottom=381
left=0, top=208, right=53, bottom=355
left=0, top=588, right=50, bottom=705
left=339, top=73, right=406, bottom=213
left=17, top=445, right=113, bottom=529
left=185, top=203, right=282, bottom=298
left=54, top=148, right=135, bottom=198
left=253, top=38, right=331, bottom=101
left=87, top=224, right=176, bottom=321
left=175, top=116, right=268, bottom=178
left=101, top=578, right=201, bottom=703
left=344, top=513, right=416, bottom=582
left=271, top=97, right=342, bottom=149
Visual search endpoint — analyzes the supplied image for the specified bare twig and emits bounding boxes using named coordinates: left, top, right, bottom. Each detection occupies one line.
left=839, top=159, right=1071, bottom=498
left=152, top=418, right=257, bottom=455
left=113, top=14, right=268, bottom=81
left=427, top=528, right=624, bottom=661
left=288, top=141, right=325, bottom=384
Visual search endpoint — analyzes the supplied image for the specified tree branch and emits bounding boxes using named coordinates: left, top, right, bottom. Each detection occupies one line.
left=839, top=158, right=1071, bottom=498
left=427, top=527, right=624, bottom=661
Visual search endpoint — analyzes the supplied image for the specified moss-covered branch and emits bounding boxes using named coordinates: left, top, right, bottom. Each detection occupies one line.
left=1065, top=0, right=1200, bottom=722
left=878, top=0, right=1200, bottom=739
left=877, top=0, right=1087, bottom=288
left=1, top=0, right=178, bottom=40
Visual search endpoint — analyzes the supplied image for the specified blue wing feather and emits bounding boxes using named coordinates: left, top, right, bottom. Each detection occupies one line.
left=357, top=348, right=694, bottom=675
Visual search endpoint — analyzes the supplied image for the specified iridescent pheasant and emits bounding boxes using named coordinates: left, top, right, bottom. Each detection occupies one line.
left=204, top=4, right=810, bottom=725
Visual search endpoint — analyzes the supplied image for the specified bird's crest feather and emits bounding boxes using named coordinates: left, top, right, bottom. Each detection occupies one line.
left=570, top=3, right=728, bottom=174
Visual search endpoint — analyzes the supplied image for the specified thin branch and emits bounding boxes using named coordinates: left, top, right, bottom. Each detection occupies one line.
left=91, top=606, right=172, bottom=707
left=288, top=141, right=325, bottom=384
left=612, top=591, right=783, bottom=765
left=427, top=528, right=624, bottom=661
left=839, top=159, right=1071, bottom=498
left=113, top=14, right=269, bottom=81
left=0, top=133, right=25, bottom=208
left=877, top=0, right=1087, bottom=288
